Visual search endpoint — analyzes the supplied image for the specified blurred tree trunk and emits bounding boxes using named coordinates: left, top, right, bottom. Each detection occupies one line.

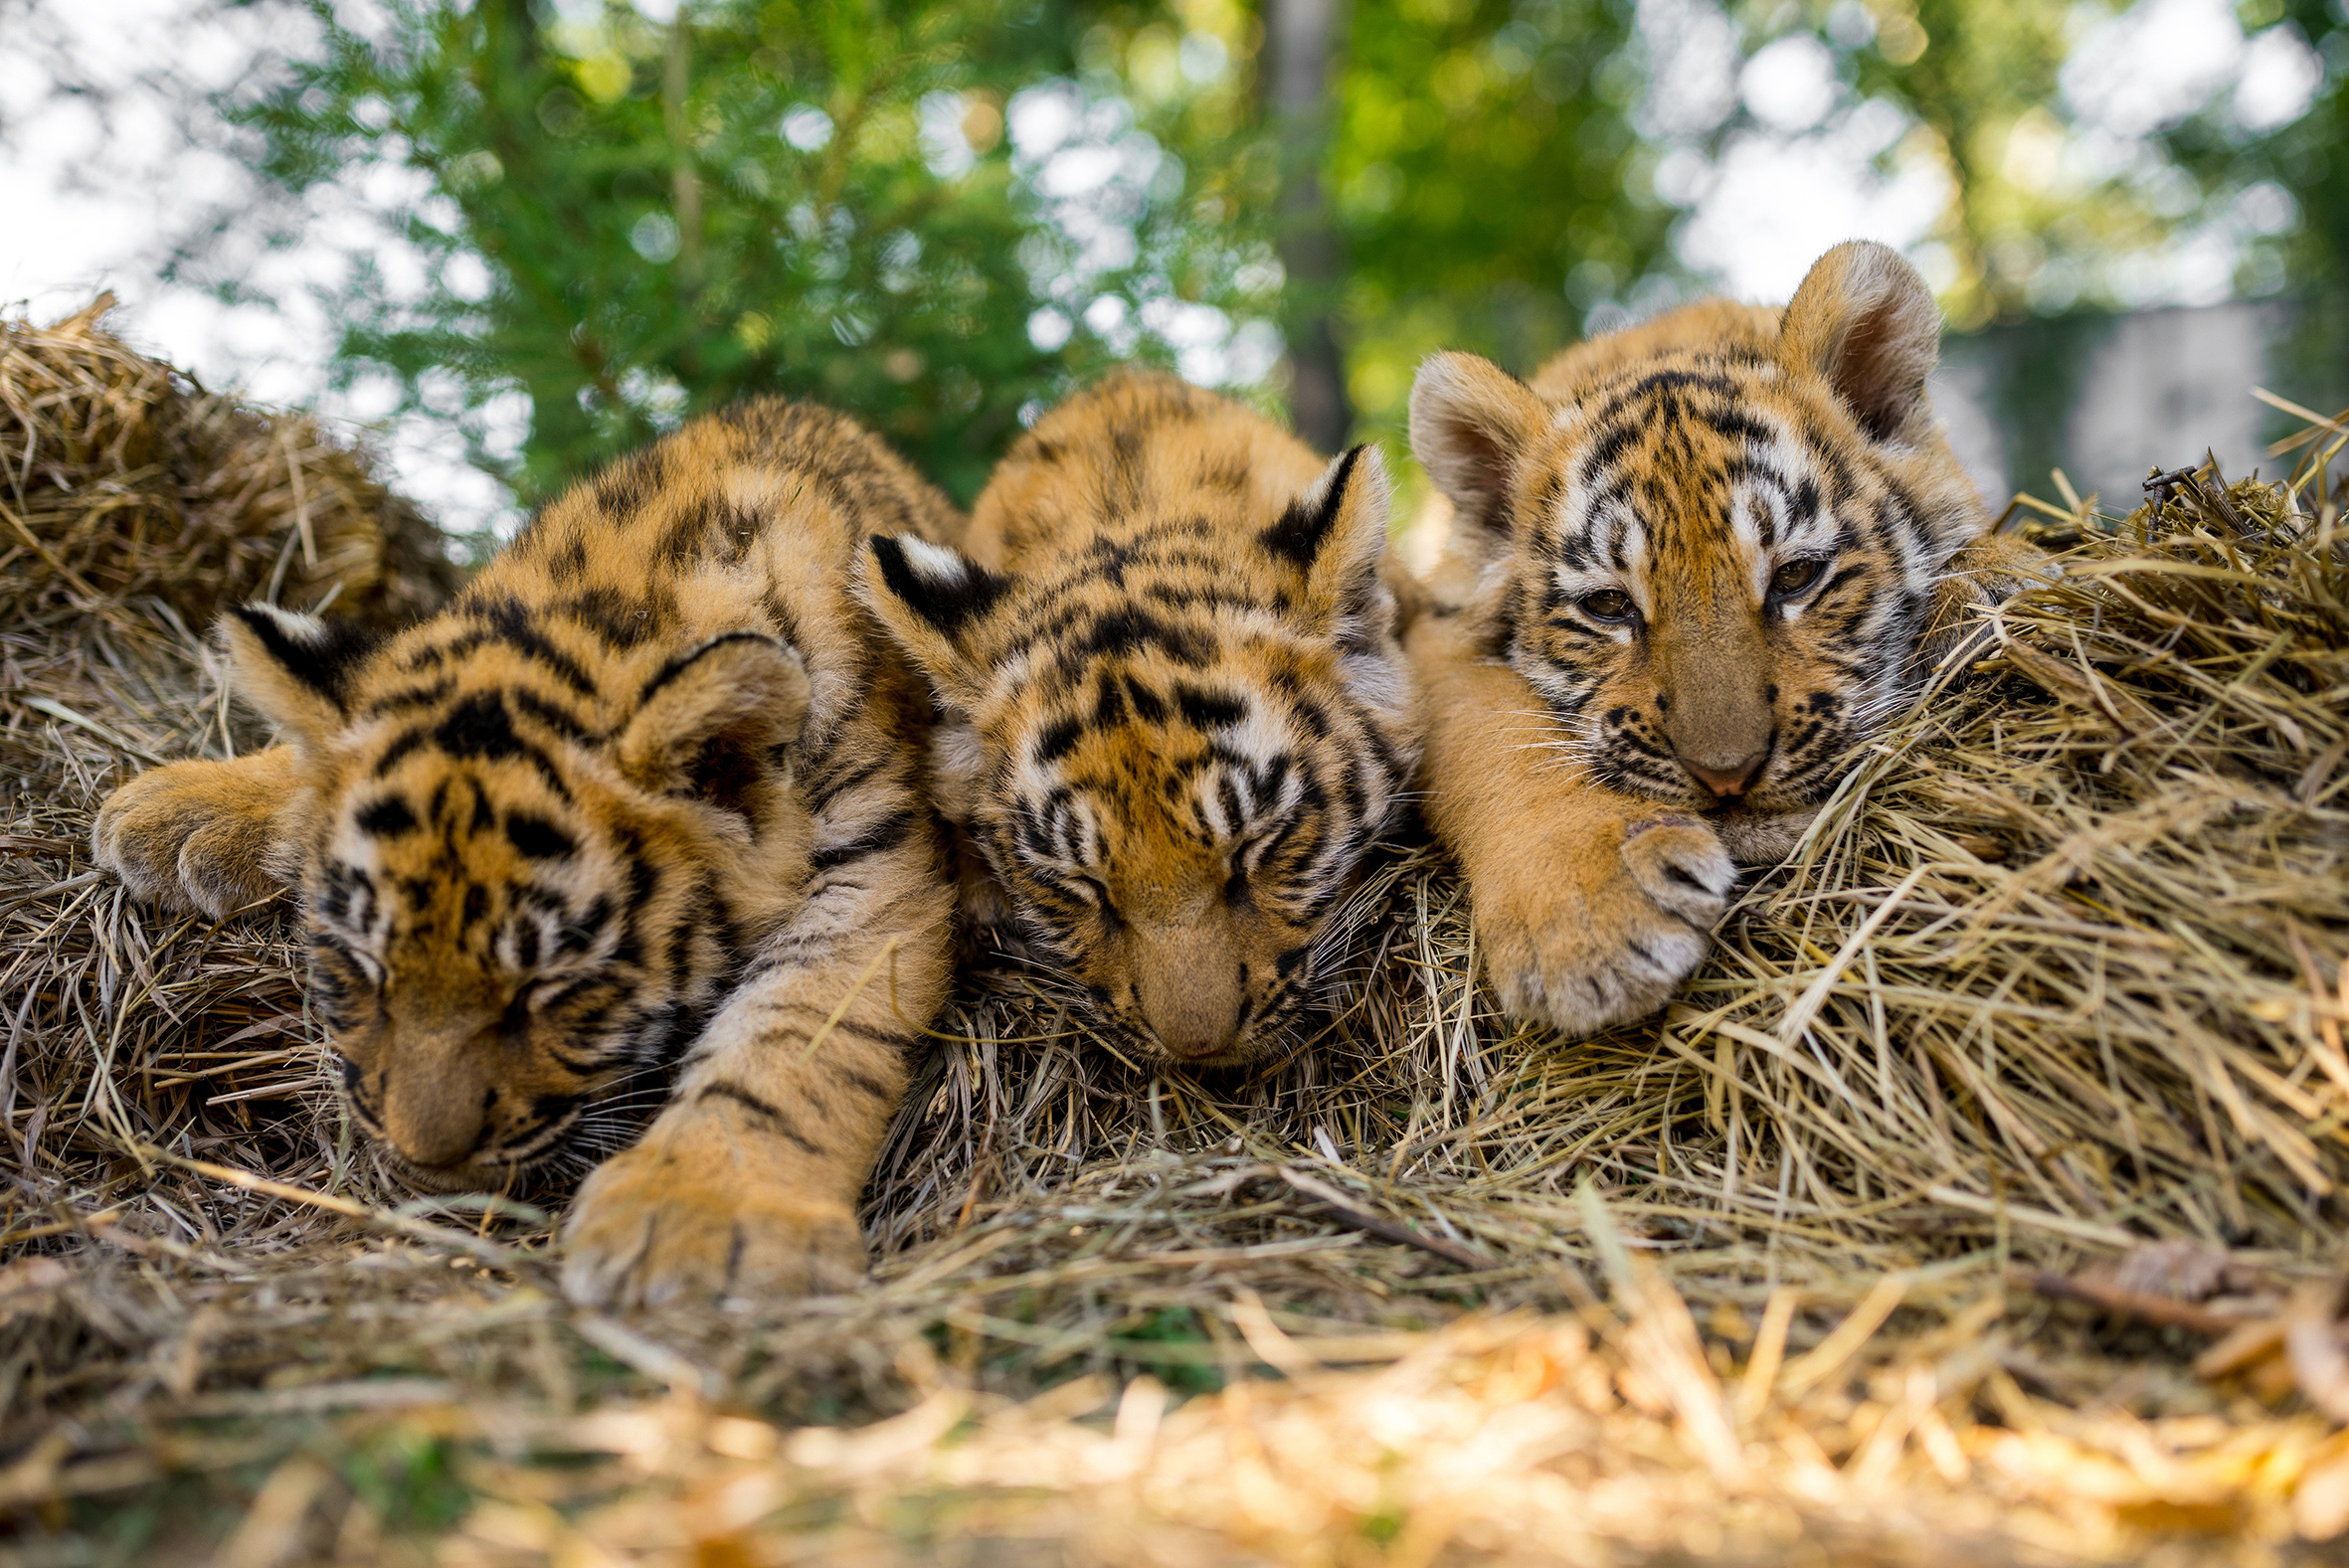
left=664, top=15, right=704, bottom=288
left=1262, top=0, right=1351, bottom=453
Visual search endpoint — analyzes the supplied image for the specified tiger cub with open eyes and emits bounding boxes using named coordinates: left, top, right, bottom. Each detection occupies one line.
left=1406, top=241, right=2044, bottom=1037
left=857, top=371, right=1417, bottom=1068
left=90, top=399, right=959, bottom=1308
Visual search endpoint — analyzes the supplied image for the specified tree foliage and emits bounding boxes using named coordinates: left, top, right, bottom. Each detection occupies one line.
left=1328, top=0, right=1673, bottom=446
left=227, top=0, right=2345, bottom=528
left=242, top=0, right=1254, bottom=509
left=2153, top=0, right=2349, bottom=291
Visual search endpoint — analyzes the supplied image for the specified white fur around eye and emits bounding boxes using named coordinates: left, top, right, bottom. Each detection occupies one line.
left=1548, top=471, right=1598, bottom=547
left=1728, top=490, right=1772, bottom=603
left=1192, top=701, right=1298, bottom=836
left=326, top=819, right=382, bottom=880
left=1238, top=826, right=1288, bottom=877
left=1022, top=789, right=1100, bottom=871
left=1549, top=561, right=1645, bottom=643
left=1222, top=701, right=1279, bottom=770
left=1549, top=497, right=1652, bottom=621
left=321, top=825, right=391, bottom=950
left=1194, top=769, right=1237, bottom=841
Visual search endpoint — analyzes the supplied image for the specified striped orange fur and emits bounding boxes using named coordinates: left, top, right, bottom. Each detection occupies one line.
left=92, top=400, right=960, bottom=1307
left=1407, top=242, right=2045, bottom=1037
left=859, top=371, right=1418, bottom=1067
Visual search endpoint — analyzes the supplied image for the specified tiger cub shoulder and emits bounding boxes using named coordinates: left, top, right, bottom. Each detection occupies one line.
left=860, top=370, right=1417, bottom=1067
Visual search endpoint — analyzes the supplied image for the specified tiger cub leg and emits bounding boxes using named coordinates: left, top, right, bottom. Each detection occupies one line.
left=561, top=820, right=955, bottom=1308
left=90, top=746, right=306, bottom=919
left=1410, top=615, right=1736, bottom=1037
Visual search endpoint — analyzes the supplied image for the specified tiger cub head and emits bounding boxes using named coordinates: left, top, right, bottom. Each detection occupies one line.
left=859, top=377, right=1414, bottom=1068
left=225, top=598, right=813, bottom=1192
left=1410, top=241, right=1988, bottom=854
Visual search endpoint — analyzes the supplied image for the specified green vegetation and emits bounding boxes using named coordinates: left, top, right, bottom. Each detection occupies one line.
left=246, top=0, right=1142, bottom=503
left=234, top=0, right=2346, bottom=520
left=1328, top=0, right=1670, bottom=451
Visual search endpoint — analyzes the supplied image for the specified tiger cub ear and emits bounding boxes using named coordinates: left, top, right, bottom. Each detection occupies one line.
left=858, top=535, right=1009, bottom=713
left=618, top=632, right=809, bottom=817
left=1777, top=240, right=1942, bottom=444
left=221, top=605, right=387, bottom=756
left=1407, top=351, right=1550, bottom=551
left=1262, top=443, right=1392, bottom=640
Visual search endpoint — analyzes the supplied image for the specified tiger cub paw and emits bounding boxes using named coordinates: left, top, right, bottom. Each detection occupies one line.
left=1479, top=813, right=1735, bottom=1038
left=561, top=1109, right=867, bottom=1311
left=90, top=753, right=303, bottom=920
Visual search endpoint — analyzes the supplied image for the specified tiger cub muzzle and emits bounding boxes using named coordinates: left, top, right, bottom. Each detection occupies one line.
left=962, top=702, right=1354, bottom=1070
left=1648, top=596, right=1777, bottom=800
left=336, top=985, right=626, bottom=1192
left=1102, top=871, right=1316, bottom=1066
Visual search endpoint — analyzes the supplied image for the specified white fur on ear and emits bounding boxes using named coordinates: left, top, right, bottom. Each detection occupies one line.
left=220, top=603, right=385, bottom=755
left=1406, top=351, right=1551, bottom=544
left=1777, top=240, right=1943, bottom=443
left=856, top=534, right=1011, bottom=713
left=893, top=536, right=978, bottom=588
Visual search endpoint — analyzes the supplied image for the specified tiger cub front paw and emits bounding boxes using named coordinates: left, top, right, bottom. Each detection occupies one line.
left=90, top=751, right=303, bottom=919
left=561, top=1105, right=867, bottom=1311
left=1477, top=812, right=1734, bottom=1038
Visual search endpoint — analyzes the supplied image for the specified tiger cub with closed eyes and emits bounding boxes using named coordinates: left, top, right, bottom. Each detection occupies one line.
left=1406, top=241, right=2044, bottom=1036
left=90, top=399, right=959, bottom=1308
left=858, top=371, right=1417, bottom=1068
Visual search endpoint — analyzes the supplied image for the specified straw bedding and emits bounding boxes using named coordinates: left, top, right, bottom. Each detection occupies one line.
left=3, top=299, right=2348, bottom=1565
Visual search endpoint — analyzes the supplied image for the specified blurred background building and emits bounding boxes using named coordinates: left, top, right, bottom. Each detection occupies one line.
left=3, top=0, right=2342, bottom=549
left=1936, top=297, right=2310, bottom=509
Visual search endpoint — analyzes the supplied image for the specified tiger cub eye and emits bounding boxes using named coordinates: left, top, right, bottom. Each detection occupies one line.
left=1770, top=557, right=1829, bottom=598
left=1579, top=588, right=1635, bottom=622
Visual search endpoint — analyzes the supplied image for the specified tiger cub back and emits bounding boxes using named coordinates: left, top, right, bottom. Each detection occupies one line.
left=92, top=398, right=961, bottom=1307
left=859, top=371, right=1416, bottom=1066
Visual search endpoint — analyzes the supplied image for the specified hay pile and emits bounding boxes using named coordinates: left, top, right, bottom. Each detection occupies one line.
left=2, top=295, right=459, bottom=635
left=3, top=306, right=2348, bottom=1563
left=0, top=298, right=459, bottom=1257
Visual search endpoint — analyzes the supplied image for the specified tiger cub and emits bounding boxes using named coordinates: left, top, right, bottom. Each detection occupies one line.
left=1406, top=241, right=2043, bottom=1036
left=858, top=371, right=1416, bottom=1067
left=91, top=400, right=959, bottom=1307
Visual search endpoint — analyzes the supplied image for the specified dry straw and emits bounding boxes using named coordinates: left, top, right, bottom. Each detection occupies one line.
left=2, top=294, right=459, bottom=636
left=3, top=299, right=2348, bottom=1563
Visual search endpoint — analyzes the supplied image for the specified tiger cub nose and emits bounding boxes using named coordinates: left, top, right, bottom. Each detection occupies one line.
left=1679, top=749, right=1769, bottom=798
left=1134, top=939, right=1245, bottom=1063
left=1140, top=985, right=1242, bottom=1061
left=385, top=1090, right=486, bottom=1169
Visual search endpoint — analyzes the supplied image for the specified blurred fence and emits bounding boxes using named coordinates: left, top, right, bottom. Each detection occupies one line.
left=1933, top=291, right=2347, bottom=512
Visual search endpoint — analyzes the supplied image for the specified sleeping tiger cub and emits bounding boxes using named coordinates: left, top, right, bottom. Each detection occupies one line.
left=858, top=370, right=1417, bottom=1067
left=1406, top=241, right=2044, bottom=1036
left=90, top=400, right=959, bottom=1307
